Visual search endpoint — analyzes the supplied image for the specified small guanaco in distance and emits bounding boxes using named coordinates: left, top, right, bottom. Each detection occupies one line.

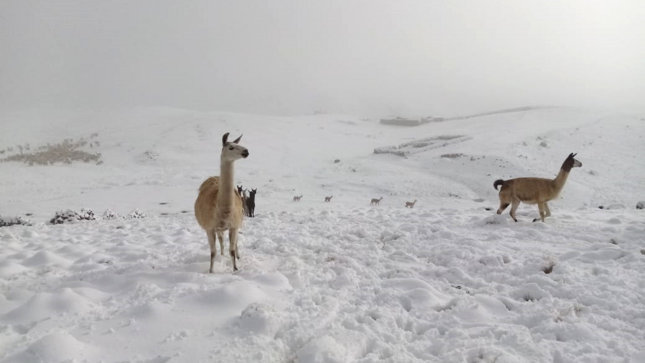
left=237, top=185, right=249, bottom=217
left=405, top=200, right=417, bottom=208
left=370, top=197, right=383, bottom=205
left=293, top=195, right=303, bottom=202
left=324, top=195, right=333, bottom=202
left=494, top=152, right=582, bottom=223
left=246, top=189, right=256, bottom=218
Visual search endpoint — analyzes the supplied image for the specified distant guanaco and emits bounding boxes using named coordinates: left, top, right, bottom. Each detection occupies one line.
left=324, top=196, right=333, bottom=202
left=405, top=200, right=417, bottom=208
left=494, top=153, right=582, bottom=222
left=370, top=197, right=383, bottom=205
left=293, top=195, right=303, bottom=202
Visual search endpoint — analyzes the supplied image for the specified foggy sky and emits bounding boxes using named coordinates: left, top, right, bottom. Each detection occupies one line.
left=1, top=0, right=644, bottom=116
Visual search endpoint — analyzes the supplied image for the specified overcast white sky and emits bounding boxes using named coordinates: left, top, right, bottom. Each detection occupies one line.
left=1, top=0, right=644, bottom=116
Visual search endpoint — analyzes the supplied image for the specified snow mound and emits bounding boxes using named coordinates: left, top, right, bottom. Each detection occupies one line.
left=296, top=336, right=349, bottom=363
left=23, top=250, right=71, bottom=267
left=237, top=302, right=282, bottom=336
left=0, top=260, right=28, bottom=277
left=3, top=333, right=97, bottom=363
left=4, top=288, right=95, bottom=323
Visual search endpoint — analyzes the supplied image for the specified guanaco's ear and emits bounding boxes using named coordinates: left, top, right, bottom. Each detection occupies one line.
left=222, top=132, right=230, bottom=146
left=232, top=134, right=243, bottom=144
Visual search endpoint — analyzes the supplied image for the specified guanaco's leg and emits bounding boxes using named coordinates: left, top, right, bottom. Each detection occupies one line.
left=229, top=228, right=239, bottom=271
left=235, top=236, right=240, bottom=260
left=215, top=232, right=225, bottom=255
left=509, top=197, right=521, bottom=222
left=497, top=202, right=510, bottom=215
left=533, top=202, right=546, bottom=223
left=544, top=203, right=551, bottom=217
left=207, top=230, right=216, bottom=273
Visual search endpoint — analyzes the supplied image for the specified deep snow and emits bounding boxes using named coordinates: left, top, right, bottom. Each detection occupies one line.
left=1, top=107, right=644, bottom=362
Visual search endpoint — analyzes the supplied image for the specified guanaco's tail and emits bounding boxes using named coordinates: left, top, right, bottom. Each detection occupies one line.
left=493, top=179, right=505, bottom=191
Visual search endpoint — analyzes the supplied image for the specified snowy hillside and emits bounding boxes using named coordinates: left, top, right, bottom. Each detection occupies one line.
left=1, top=107, right=644, bottom=362
left=1, top=107, right=644, bottom=219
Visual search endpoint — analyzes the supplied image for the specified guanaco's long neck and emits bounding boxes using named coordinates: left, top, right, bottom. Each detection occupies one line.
left=217, top=158, right=235, bottom=208
left=552, top=161, right=572, bottom=192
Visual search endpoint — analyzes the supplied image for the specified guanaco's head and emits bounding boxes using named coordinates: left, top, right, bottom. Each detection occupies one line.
left=221, top=132, right=249, bottom=162
left=249, top=189, right=257, bottom=197
left=562, top=153, right=582, bottom=172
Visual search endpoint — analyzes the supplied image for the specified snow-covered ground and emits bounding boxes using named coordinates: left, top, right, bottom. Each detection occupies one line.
left=1, top=107, right=644, bottom=362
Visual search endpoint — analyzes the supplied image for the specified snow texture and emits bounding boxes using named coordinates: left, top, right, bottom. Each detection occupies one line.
left=0, top=107, right=644, bottom=363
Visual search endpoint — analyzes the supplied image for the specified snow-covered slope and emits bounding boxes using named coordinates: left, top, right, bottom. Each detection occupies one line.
left=0, top=107, right=644, bottom=362
left=1, top=107, right=643, bottom=220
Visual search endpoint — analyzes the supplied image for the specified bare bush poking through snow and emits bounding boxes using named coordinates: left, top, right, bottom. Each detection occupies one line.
left=0, top=215, right=32, bottom=227
left=128, top=208, right=147, bottom=219
left=441, top=153, right=465, bottom=159
left=102, top=209, right=120, bottom=220
left=1, top=137, right=102, bottom=166
left=78, top=208, right=97, bottom=221
left=543, top=256, right=558, bottom=274
left=50, top=210, right=81, bottom=224
left=49, top=208, right=98, bottom=224
left=374, top=135, right=469, bottom=157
